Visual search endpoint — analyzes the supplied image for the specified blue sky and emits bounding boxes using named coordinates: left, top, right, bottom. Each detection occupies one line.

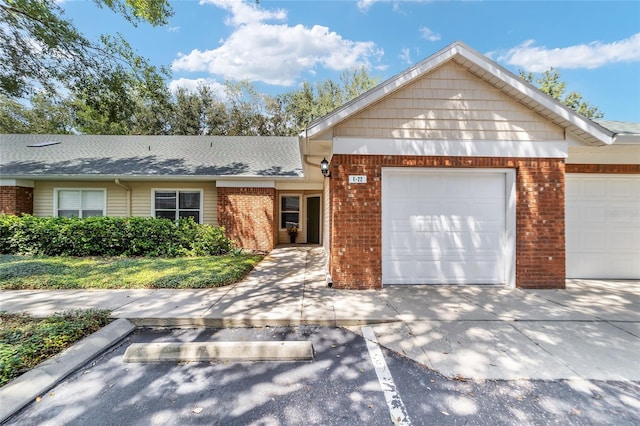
left=63, top=0, right=640, bottom=121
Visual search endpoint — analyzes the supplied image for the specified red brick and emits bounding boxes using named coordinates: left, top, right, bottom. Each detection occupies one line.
left=328, top=155, right=566, bottom=290
left=0, top=186, right=33, bottom=215
left=217, top=187, right=276, bottom=252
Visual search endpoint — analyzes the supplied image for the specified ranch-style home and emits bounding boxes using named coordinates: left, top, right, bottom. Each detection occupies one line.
left=1, top=41, right=639, bottom=289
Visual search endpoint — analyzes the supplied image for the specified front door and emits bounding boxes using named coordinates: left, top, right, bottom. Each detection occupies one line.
left=306, top=196, right=321, bottom=244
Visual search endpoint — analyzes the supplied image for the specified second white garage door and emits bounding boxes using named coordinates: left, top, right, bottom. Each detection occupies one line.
left=566, top=174, right=640, bottom=279
left=382, top=168, right=514, bottom=285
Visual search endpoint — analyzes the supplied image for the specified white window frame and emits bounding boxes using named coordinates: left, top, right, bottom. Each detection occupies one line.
left=151, top=189, right=204, bottom=224
left=53, top=188, right=107, bottom=218
left=280, top=193, right=301, bottom=230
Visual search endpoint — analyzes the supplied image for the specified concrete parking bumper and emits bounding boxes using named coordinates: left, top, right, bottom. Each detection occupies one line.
left=123, top=341, right=314, bottom=362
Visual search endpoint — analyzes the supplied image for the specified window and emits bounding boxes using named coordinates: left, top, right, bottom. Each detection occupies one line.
left=280, top=195, right=300, bottom=229
left=153, top=190, right=202, bottom=223
left=55, top=189, right=105, bottom=218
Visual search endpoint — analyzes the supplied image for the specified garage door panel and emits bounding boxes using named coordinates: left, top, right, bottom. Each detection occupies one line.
left=383, top=169, right=509, bottom=285
left=391, top=216, right=503, bottom=233
left=384, top=258, right=503, bottom=285
left=566, top=174, right=640, bottom=279
left=387, top=226, right=503, bottom=251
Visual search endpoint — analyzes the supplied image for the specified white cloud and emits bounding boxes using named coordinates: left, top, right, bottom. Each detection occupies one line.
left=419, top=26, right=440, bottom=42
left=358, top=0, right=433, bottom=12
left=173, top=1, right=383, bottom=86
left=357, top=0, right=379, bottom=11
left=497, top=34, right=640, bottom=72
left=399, top=48, right=412, bottom=65
left=168, top=78, right=227, bottom=100
left=200, top=0, right=287, bottom=26
left=167, top=26, right=180, bottom=33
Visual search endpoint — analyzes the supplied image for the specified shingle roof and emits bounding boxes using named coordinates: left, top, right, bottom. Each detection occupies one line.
left=0, top=135, right=303, bottom=178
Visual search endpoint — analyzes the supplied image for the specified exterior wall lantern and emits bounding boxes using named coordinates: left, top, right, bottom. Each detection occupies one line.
left=320, top=157, right=331, bottom=178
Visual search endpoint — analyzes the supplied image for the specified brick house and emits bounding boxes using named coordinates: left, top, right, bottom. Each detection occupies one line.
left=300, top=42, right=640, bottom=289
left=2, top=42, right=639, bottom=288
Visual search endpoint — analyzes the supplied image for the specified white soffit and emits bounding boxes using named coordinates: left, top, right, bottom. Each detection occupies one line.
left=305, top=41, right=614, bottom=146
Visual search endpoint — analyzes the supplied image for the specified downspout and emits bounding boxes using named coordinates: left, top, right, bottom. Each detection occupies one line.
left=114, top=179, right=131, bottom=216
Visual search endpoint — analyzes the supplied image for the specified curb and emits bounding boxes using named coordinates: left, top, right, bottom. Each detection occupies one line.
left=0, top=318, right=136, bottom=424
left=129, top=317, right=394, bottom=328
left=123, top=341, right=314, bottom=362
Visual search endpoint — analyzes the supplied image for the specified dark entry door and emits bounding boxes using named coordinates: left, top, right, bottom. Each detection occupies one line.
left=306, top=196, right=321, bottom=244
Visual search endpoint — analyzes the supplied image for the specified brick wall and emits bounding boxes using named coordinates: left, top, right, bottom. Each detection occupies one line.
left=0, top=186, right=34, bottom=215
left=217, top=187, right=276, bottom=252
left=328, top=155, right=566, bottom=289
left=566, top=164, right=640, bottom=174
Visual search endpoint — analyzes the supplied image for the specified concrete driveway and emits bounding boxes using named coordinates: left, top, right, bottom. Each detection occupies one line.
left=1, top=247, right=639, bottom=381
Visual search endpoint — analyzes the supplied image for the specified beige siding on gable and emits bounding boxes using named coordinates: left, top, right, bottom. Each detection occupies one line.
left=33, top=180, right=217, bottom=225
left=335, top=61, right=564, bottom=141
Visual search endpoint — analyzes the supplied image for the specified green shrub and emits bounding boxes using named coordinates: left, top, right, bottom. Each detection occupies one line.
left=0, top=309, right=112, bottom=386
left=0, top=215, right=235, bottom=257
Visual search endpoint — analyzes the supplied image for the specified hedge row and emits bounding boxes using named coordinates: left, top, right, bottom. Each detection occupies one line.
left=0, top=215, right=234, bottom=257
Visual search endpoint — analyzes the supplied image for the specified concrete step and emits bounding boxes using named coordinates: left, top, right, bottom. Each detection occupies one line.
left=123, top=341, right=314, bottom=363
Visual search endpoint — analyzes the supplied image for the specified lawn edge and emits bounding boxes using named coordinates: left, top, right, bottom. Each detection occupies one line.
left=0, top=318, right=136, bottom=423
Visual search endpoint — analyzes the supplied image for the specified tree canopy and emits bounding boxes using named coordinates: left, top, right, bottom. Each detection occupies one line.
left=0, top=0, right=172, bottom=100
left=0, top=68, right=380, bottom=136
left=520, top=68, right=604, bottom=119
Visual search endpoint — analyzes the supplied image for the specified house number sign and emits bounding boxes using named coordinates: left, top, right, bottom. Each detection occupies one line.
left=348, top=175, right=367, bottom=184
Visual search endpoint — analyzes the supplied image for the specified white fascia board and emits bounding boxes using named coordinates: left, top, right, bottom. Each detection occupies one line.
left=334, top=137, right=568, bottom=158
left=0, top=179, right=35, bottom=187
left=613, top=134, right=640, bottom=144
left=2, top=175, right=298, bottom=183
left=216, top=180, right=275, bottom=188
left=455, top=43, right=614, bottom=145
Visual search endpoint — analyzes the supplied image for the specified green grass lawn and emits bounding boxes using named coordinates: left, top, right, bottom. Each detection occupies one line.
left=0, top=254, right=263, bottom=290
left=0, top=310, right=112, bottom=386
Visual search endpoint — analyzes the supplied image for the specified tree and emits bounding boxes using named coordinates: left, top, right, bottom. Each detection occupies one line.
left=0, top=92, right=73, bottom=133
left=520, top=68, right=604, bottom=119
left=0, top=0, right=172, bottom=100
left=2, top=65, right=380, bottom=136
left=281, top=67, right=379, bottom=133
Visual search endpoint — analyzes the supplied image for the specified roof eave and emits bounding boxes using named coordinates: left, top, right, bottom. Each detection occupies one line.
left=612, top=134, right=640, bottom=144
left=0, top=174, right=305, bottom=181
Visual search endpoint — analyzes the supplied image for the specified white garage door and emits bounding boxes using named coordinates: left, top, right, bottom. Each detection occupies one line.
left=566, top=174, right=640, bottom=279
left=382, top=168, right=513, bottom=285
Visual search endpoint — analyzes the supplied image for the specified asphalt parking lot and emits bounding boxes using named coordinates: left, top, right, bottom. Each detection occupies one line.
left=6, top=326, right=640, bottom=425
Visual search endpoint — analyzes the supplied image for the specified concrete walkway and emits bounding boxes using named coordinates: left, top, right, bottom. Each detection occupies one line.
left=1, top=246, right=639, bottom=381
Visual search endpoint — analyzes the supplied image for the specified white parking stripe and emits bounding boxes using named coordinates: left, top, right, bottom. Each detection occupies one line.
left=362, top=326, right=412, bottom=425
